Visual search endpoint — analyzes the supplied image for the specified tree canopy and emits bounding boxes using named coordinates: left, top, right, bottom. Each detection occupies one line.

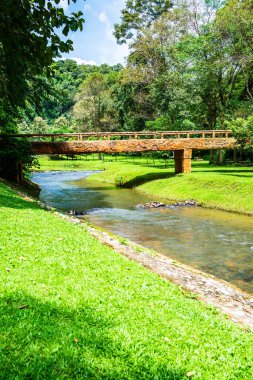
left=114, top=0, right=172, bottom=43
left=1, top=0, right=253, bottom=161
left=0, top=0, right=84, bottom=132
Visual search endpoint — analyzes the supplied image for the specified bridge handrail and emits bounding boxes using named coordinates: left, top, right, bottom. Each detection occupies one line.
left=0, top=130, right=233, bottom=140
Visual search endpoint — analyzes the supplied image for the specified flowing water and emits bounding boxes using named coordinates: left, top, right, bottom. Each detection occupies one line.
left=32, top=170, right=253, bottom=294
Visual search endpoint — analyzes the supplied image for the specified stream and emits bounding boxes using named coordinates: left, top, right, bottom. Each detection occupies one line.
left=32, top=170, right=253, bottom=294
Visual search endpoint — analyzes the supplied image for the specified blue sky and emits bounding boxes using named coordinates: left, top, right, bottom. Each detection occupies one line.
left=59, top=0, right=129, bottom=66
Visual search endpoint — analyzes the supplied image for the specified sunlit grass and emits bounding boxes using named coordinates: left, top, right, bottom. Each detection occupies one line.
left=0, top=181, right=253, bottom=379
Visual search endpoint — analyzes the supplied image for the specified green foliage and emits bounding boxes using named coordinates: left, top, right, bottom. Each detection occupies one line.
left=30, top=117, right=50, bottom=134
left=114, top=0, right=172, bottom=43
left=0, top=137, right=38, bottom=180
left=0, top=0, right=84, bottom=130
left=0, top=1, right=84, bottom=180
left=227, top=115, right=253, bottom=151
left=146, top=115, right=197, bottom=130
left=112, top=0, right=253, bottom=131
left=114, top=175, right=126, bottom=187
left=146, top=116, right=169, bottom=130
left=4, top=0, right=253, bottom=136
left=73, top=72, right=119, bottom=131
left=53, top=116, right=70, bottom=133
left=38, top=59, right=92, bottom=122
left=36, top=60, right=124, bottom=125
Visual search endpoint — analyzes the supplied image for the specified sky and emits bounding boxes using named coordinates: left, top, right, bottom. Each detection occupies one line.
left=59, top=0, right=129, bottom=66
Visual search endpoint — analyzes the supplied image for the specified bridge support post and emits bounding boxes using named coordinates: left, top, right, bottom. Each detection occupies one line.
left=174, top=149, right=192, bottom=174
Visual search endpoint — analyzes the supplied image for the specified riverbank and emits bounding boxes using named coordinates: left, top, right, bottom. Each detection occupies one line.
left=37, top=156, right=253, bottom=215
left=1, top=179, right=253, bottom=379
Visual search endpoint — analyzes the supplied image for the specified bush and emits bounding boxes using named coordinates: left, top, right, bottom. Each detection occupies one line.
left=115, top=175, right=126, bottom=187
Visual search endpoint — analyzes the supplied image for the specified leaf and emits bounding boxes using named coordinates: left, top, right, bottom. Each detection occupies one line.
left=62, top=25, right=69, bottom=37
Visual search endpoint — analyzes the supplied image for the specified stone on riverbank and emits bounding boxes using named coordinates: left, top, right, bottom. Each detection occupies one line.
left=136, top=200, right=197, bottom=209
left=137, top=201, right=166, bottom=208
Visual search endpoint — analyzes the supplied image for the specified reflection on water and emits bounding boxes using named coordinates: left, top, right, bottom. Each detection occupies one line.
left=32, top=171, right=253, bottom=293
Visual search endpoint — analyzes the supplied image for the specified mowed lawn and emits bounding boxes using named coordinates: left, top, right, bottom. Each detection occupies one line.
left=0, top=181, right=253, bottom=379
left=38, top=155, right=253, bottom=214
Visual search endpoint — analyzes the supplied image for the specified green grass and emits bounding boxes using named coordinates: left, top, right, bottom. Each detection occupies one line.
left=139, top=165, right=253, bottom=214
left=37, top=155, right=253, bottom=214
left=1, top=181, right=253, bottom=379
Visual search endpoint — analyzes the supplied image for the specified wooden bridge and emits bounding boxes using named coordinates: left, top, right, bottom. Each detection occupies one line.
left=3, top=130, right=236, bottom=174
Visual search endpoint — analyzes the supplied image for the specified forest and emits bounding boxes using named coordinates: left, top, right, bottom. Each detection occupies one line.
left=1, top=0, right=253, bottom=136
left=0, top=0, right=253, bottom=179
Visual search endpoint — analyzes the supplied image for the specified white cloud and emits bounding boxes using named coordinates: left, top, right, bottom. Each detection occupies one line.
left=98, top=11, right=114, bottom=41
left=98, top=11, right=107, bottom=23
left=97, top=9, right=129, bottom=65
left=67, top=57, right=97, bottom=65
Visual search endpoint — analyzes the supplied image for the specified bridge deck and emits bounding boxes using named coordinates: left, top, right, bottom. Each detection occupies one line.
left=1, top=130, right=236, bottom=175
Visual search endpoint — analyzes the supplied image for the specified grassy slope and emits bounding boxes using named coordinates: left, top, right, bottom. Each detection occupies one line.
left=37, top=156, right=253, bottom=214
left=139, top=165, right=253, bottom=214
left=1, top=181, right=253, bottom=379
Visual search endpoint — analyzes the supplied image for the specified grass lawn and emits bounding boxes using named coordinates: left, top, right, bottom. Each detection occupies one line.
left=37, top=155, right=253, bottom=214
left=1, top=180, right=253, bottom=379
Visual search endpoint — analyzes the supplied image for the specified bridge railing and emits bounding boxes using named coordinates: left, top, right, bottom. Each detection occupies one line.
left=0, top=130, right=233, bottom=141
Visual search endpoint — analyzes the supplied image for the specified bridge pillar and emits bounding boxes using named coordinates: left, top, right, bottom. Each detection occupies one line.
left=174, top=149, right=192, bottom=174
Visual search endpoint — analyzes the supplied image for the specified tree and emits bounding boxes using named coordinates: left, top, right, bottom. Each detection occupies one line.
left=73, top=73, right=113, bottom=131
left=36, top=60, right=124, bottom=124
left=0, top=0, right=84, bottom=131
left=215, top=0, right=253, bottom=104
left=116, top=7, right=200, bottom=130
left=227, top=115, right=253, bottom=152
left=53, top=116, right=69, bottom=133
left=114, top=0, right=248, bottom=132
left=0, top=137, right=37, bottom=181
left=0, top=0, right=84, bottom=182
left=30, top=117, right=50, bottom=134
left=114, top=0, right=171, bottom=43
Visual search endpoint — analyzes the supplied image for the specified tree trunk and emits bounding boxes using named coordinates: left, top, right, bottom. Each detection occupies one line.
left=209, top=150, right=214, bottom=164
left=233, top=149, right=238, bottom=163
left=216, top=149, right=223, bottom=165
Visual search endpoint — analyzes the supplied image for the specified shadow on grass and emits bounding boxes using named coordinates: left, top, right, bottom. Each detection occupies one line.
left=0, top=185, right=38, bottom=210
left=218, top=173, right=253, bottom=178
left=193, top=169, right=253, bottom=173
left=0, top=293, right=185, bottom=379
left=192, top=169, right=253, bottom=178
left=123, top=160, right=175, bottom=170
left=120, top=172, right=175, bottom=188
